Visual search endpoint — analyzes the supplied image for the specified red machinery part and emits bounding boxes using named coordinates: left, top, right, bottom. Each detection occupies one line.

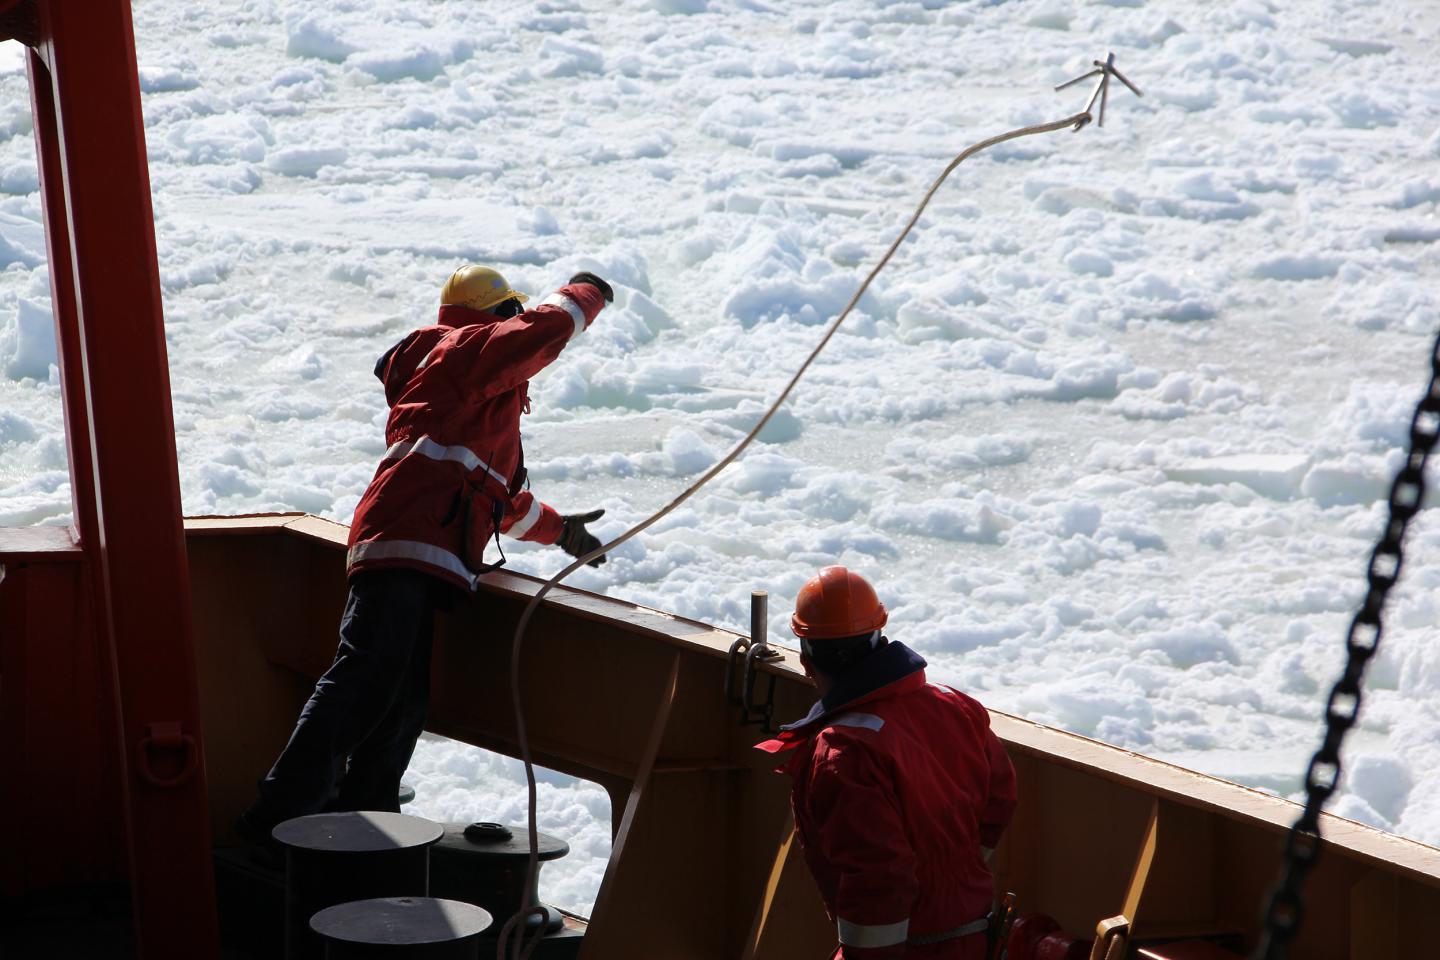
left=1006, top=913, right=1061, bottom=960
left=1034, top=932, right=1093, bottom=960
left=1007, top=914, right=1093, bottom=960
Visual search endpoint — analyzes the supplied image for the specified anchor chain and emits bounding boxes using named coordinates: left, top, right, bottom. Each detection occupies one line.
left=1256, top=328, right=1440, bottom=958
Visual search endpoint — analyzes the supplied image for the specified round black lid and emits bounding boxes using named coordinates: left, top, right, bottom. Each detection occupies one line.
left=273, top=811, right=444, bottom=853
left=435, top=822, right=569, bottom=861
left=310, top=897, right=492, bottom=944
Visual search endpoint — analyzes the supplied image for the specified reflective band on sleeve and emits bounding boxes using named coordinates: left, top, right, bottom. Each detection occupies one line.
left=505, top=497, right=543, bottom=540
left=837, top=917, right=909, bottom=948
left=830, top=711, right=885, bottom=733
left=539, top=292, right=587, bottom=340
left=384, top=435, right=508, bottom=489
left=348, top=538, right=476, bottom=588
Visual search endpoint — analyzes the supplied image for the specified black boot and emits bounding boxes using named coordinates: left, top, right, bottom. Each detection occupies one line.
left=235, top=808, right=284, bottom=872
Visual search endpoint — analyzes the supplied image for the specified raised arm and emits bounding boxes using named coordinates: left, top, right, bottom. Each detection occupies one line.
left=466, top=278, right=609, bottom=402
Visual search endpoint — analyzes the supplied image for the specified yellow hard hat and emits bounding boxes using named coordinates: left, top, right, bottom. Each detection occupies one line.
left=440, top=265, right=529, bottom=312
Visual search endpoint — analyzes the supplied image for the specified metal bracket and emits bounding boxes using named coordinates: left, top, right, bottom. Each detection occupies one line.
left=1054, top=51, right=1142, bottom=130
left=724, top=590, right=782, bottom=734
left=136, top=721, right=199, bottom=790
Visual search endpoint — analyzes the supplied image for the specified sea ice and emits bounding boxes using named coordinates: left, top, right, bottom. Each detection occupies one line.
left=2, top=0, right=1440, bottom=912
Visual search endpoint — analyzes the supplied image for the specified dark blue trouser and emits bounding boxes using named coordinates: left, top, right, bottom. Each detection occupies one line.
left=253, top=568, right=438, bottom=823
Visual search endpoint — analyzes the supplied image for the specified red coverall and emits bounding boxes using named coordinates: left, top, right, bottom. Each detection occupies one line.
left=347, top=282, right=606, bottom=590
left=246, top=283, right=607, bottom=826
left=758, top=641, right=1017, bottom=959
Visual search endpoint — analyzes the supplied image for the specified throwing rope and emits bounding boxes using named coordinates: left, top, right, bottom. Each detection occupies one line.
left=496, top=55, right=1141, bottom=960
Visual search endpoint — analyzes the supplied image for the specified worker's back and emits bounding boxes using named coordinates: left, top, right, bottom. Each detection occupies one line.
left=876, top=683, right=1013, bottom=936
left=348, top=284, right=605, bottom=588
left=774, top=642, right=1017, bottom=958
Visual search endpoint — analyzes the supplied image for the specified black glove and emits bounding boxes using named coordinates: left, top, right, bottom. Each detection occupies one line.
left=568, top=272, right=614, bottom=303
left=558, top=508, right=607, bottom=566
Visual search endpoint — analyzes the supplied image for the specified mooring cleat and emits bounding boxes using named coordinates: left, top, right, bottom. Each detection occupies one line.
left=1054, top=51, right=1142, bottom=129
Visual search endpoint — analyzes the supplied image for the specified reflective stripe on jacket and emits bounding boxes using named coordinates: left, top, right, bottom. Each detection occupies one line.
left=757, top=642, right=1017, bottom=960
left=347, top=283, right=606, bottom=591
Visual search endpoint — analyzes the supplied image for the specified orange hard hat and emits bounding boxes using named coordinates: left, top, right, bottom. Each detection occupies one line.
left=791, top=566, right=888, bottom=640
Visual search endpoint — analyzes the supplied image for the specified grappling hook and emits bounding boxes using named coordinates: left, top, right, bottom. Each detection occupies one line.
left=1055, top=52, right=1143, bottom=130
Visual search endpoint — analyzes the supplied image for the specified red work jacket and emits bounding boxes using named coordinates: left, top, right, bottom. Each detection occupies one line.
left=347, top=283, right=606, bottom=591
left=757, top=642, right=1017, bottom=960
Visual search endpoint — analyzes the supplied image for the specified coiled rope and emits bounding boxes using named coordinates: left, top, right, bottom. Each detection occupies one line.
left=495, top=108, right=1094, bottom=960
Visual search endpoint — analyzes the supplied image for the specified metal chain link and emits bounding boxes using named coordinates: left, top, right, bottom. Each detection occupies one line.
left=1256, top=328, right=1440, bottom=958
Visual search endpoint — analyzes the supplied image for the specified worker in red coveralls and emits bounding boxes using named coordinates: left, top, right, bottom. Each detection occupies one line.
left=756, top=566, right=1018, bottom=959
left=239, top=265, right=613, bottom=851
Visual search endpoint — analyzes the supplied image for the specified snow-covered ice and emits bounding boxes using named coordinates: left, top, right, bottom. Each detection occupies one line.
left=4, top=0, right=1440, bottom=917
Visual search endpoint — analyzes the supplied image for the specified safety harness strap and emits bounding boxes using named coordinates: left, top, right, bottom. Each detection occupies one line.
left=837, top=917, right=908, bottom=948
left=907, top=915, right=990, bottom=945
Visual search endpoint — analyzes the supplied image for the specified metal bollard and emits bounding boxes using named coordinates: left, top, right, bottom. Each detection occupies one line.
left=311, top=896, right=490, bottom=958
left=429, top=822, right=570, bottom=937
left=274, top=811, right=444, bottom=960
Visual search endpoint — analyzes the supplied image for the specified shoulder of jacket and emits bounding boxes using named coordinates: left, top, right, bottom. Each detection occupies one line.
left=808, top=718, right=895, bottom=784
left=924, top=679, right=976, bottom=704
left=813, top=710, right=891, bottom=752
left=423, top=323, right=502, bottom=369
left=399, top=326, right=452, bottom=358
left=438, top=322, right=488, bottom=344
left=923, top=682, right=995, bottom=731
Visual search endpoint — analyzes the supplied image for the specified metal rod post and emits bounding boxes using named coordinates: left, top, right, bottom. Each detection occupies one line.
left=751, top=591, right=768, bottom=649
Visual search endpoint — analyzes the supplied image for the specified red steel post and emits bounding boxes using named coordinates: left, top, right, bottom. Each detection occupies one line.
left=27, top=45, right=98, bottom=555
left=29, top=0, right=219, bottom=955
left=17, top=39, right=131, bottom=888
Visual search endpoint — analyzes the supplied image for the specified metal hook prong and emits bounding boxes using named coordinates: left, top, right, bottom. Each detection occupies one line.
left=1053, top=68, right=1103, bottom=93
left=1109, top=63, right=1143, bottom=98
left=1054, top=51, right=1141, bottom=130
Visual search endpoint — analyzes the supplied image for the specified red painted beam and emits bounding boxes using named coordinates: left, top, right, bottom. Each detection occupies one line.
left=13, top=37, right=130, bottom=900
left=30, top=0, right=219, bottom=955
left=26, top=42, right=98, bottom=584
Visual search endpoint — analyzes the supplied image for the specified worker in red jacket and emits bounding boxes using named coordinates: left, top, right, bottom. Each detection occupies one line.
left=240, top=265, right=612, bottom=846
left=757, top=566, right=1018, bottom=959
